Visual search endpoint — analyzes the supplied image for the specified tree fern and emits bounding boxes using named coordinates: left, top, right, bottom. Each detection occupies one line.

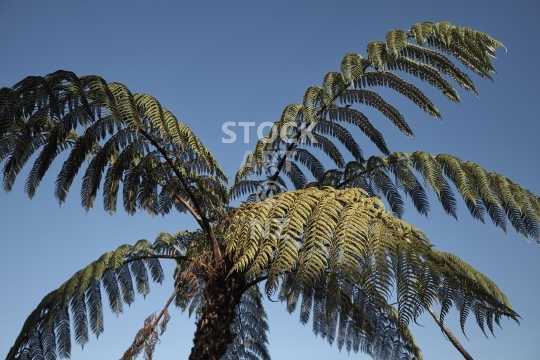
left=2, top=20, right=536, bottom=360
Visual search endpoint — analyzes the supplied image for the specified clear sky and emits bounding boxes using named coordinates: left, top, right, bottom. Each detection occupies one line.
left=1, top=1, right=539, bottom=359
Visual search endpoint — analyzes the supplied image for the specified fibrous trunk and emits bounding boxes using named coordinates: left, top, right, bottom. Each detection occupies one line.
left=188, top=266, right=245, bottom=360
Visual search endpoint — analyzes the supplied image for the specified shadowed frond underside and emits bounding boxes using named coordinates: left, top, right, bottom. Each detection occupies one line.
left=223, top=286, right=271, bottom=360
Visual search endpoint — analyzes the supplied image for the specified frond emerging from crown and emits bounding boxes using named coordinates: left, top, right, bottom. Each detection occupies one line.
left=234, top=21, right=505, bottom=202
left=218, top=187, right=518, bottom=359
left=0, top=71, right=226, bottom=217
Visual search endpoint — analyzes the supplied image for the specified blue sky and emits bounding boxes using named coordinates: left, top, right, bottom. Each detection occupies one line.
left=1, top=1, right=539, bottom=359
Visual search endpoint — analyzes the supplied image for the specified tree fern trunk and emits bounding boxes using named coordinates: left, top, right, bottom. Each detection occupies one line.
left=188, top=266, right=245, bottom=360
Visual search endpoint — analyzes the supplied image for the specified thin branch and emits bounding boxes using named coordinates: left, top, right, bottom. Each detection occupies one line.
left=426, top=305, right=474, bottom=360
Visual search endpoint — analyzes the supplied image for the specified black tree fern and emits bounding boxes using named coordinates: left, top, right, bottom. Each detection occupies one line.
left=1, top=21, right=538, bottom=360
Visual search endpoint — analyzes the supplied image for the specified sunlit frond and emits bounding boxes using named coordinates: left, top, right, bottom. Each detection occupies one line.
left=220, top=187, right=518, bottom=359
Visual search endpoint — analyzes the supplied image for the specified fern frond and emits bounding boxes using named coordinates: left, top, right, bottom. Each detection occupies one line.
left=0, top=87, right=20, bottom=140
left=303, top=133, right=346, bottom=169
left=386, top=29, right=409, bottom=58
left=24, top=127, right=78, bottom=198
left=320, top=169, right=344, bottom=188
left=338, top=89, right=412, bottom=136
left=339, top=152, right=540, bottom=240
left=221, top=187, right=517, bottom=334
left=1, top=71, right=225, bottom=214
left=229, top=180, right=266, bottom=200
left=400, top=44, right=478, bottom=95
left=386, top=57, right=460, bottom=103
left=222, top=188, right=516, bottom=359
left=355, top=72, right=441, bottom=118
left=313, top=119, right=364, bottom=162
left=292, top=148, right=325, bottom=181
left=322, top=107, right=389, bottom=155
left=281, top=160, right=307, bottom=190
left=369, top=167, right=405, bottom=217
left=366, top=42, right=392, bottom=70
left=55, top=115, right=120, bottom=204
left=408, top=21, right=503, bottom=79
left=385, top=153, right=430, bottom=216
left=223, top=285, right=271, bottom=360
left=303, top=86, right=330, bottom=123
left=340, top=53, right=366, bottom=84
left=427, top=249, right=519, bottom=337
left=322, top=72, right=347, bottom=98
left=6, top=234, right=190, bottom=360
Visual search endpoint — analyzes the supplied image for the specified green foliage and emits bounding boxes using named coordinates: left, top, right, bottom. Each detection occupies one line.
left=2, top=20, right=537, bottom=360
left=0, top=71, right=227, bottom=217
left=234, top=20, right=540, bottom=243
left=234, top=20, right=503, bottom=186
left=6, top=239, right=169, bottom=360
left=221, top=188, right=518, bottom=347
left=223, top=286, right=271, bottom=360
